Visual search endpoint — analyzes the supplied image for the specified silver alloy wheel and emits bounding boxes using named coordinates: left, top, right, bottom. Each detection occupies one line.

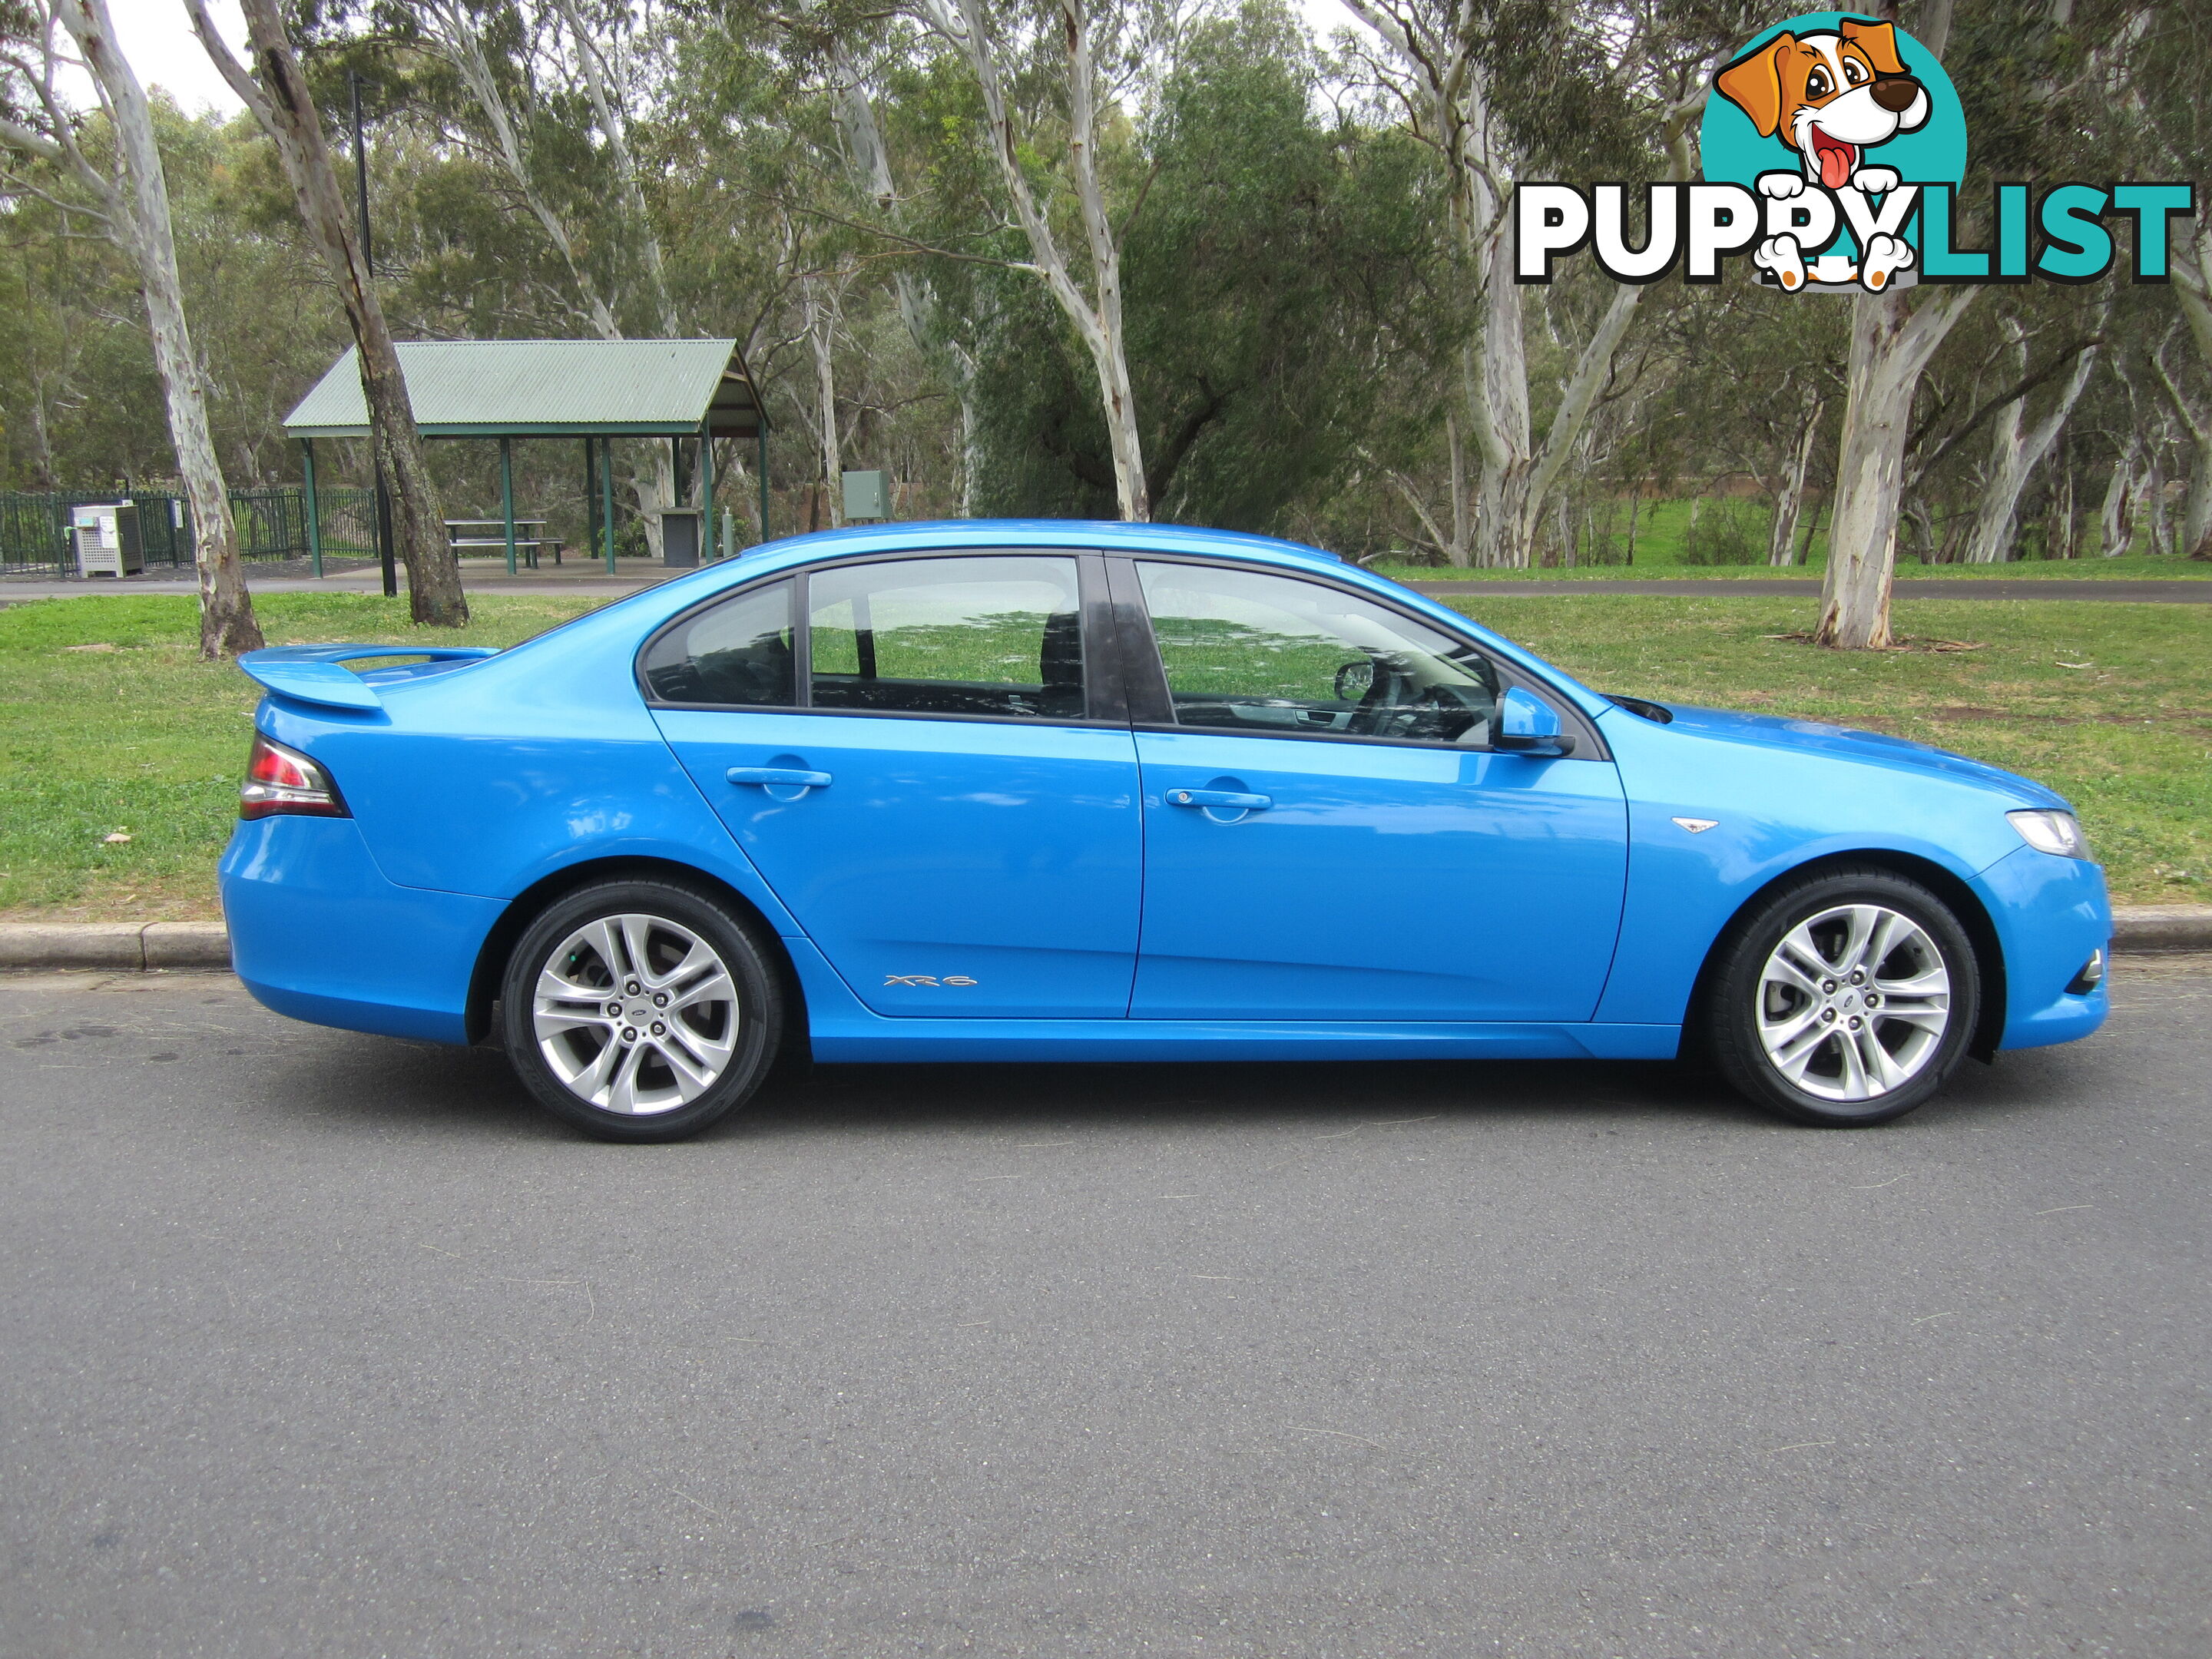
left=531, top=912, right=740, bottom=1115
left=1756, top=902, right=1952, bottom=1103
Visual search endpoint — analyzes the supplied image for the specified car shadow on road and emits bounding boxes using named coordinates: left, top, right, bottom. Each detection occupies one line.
left=260, top=1022, right=2104, bottom=1144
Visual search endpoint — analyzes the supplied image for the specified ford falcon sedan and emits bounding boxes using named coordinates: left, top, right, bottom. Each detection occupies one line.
left=222, top=522, right=2110, bottom=1140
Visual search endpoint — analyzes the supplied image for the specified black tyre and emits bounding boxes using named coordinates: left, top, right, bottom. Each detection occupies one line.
left=500, top=878, right=783, bottom=1142
left=1707, top=866, right=1980, bottom=1127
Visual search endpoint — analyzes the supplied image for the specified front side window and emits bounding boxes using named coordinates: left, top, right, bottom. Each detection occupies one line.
left=641, top=579, right=795, bottom=706
left=807, top=555, right=1084, bottom=720
left=1136, top=561, right=1500, bottom=746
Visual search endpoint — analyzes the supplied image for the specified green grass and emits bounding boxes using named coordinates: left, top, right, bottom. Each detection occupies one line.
left=1371, top=556, right=2212, bottom=582
left=0, top=594, right=598, bottom=921
left=1446, top=594, right=2212, bottom=905
left=1363, top=495, right=2212, bottom=581
left=2, top=589, right=2205, bottom=919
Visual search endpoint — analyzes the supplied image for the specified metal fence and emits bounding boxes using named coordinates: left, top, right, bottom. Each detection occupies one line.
left=0, top=486, right=377, bottom=575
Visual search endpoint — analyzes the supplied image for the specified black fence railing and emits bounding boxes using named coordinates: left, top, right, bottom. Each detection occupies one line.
left=0, top=486, right=377, bottom=575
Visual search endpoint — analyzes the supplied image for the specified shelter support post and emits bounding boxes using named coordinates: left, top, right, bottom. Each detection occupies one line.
left=757, top=424, right=770, bottom=545
left=601, top=436, right=617, bottom=573
left=700, top=430, right=716, bottom=562
left=583, top=438, right=598, bottom=557
left=500, top=437, right=517, bottom=575
left=301, top=439, right=323, bottom=578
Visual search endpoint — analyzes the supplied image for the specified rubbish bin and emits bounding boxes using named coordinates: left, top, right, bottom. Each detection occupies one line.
left=74, top=503, right=144, bottom=577
left=659, top=507, right=703, bottom=568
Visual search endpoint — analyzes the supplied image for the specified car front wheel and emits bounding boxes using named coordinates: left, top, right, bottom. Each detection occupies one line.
left=500, top=879, right=782, bottom=1142
left=1707, top=867, right=1980, bottom=1127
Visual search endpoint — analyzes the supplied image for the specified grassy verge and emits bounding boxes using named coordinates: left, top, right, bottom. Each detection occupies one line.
left=1363, top=495, right=2210, bottom=581
left=1, top=591, right=2204, bottom=918
left=1372, top=556, right=2212, bottom=582
left=0, top=594, right=598, bottom=922
left=1448, top=595, right=2210, bottom=904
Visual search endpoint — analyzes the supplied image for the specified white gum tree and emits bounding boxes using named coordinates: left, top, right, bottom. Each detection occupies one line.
left=912, top=0, right=1153, bottom=521
left=1336, top=0, right=1712, bottom=568
left=0, top=0, right=263, bottom=657
left=189, top=0, right=470, bottom=625
left=1960, top=313, right=2104, bottom=564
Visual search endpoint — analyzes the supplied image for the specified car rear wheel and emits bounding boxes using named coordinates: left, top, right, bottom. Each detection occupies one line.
left=1707, top=868, right=1979, bottom=1127
left=500, top=879, right=781, bottom=1142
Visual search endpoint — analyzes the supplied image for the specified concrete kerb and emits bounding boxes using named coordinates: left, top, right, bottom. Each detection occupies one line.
left=2, top=909, right=2206, bottom=975
left=0, top=921, right=230, bottom=973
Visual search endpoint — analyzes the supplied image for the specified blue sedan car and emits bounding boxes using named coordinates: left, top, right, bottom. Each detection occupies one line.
left=222, top=522, right=2109, bottom=1140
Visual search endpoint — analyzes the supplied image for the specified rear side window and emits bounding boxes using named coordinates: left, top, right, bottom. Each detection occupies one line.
left=642, top=581, right=796, bottom=706
left=806, top=556, right=1084, bottom=720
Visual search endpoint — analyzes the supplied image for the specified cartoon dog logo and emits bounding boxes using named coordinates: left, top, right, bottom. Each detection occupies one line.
left=1714, top=18, right=1932, bottom=292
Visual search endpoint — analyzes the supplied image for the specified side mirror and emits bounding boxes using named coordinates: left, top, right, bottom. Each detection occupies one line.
left=1494, top=686, right=1575, bottom=755
left=1333, top=661, right=1374, bottom=702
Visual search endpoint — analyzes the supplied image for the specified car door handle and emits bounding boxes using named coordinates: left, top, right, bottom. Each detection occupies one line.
left=1167, top=789, right=1271, bottom=811
left=727, top=767, right=833, bottom=789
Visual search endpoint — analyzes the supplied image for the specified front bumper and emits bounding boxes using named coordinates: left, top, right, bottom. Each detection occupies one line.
left=220, top=817, right=502, bottom=1045
left=1972, top=845, right=2111, bottom=1051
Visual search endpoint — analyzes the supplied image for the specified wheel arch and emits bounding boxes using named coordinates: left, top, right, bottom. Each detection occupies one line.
left=1681, top=849, right=2007, bottom=1065
left=465, top=856, right=810, bottom=1063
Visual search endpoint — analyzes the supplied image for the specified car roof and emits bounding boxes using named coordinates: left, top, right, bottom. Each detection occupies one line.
left=721, top=519, right=1349, bottom=581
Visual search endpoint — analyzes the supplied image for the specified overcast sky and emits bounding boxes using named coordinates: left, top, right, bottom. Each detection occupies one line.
left=98, top=0, right=1367, bottom=121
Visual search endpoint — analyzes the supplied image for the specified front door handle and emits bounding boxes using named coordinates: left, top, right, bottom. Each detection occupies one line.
left=727, top=767, right=833, bottom=789
left=1167, top=789, right=1271, bottom=811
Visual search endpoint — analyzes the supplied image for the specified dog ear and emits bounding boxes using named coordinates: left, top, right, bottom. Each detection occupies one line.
left=1839, top=18, right=1909, bottom=75
left=1715, top=35, right=1793, bottom=138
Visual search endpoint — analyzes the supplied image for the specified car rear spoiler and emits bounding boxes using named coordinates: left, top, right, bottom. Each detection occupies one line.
left=237, top=644, right=499, bottom=712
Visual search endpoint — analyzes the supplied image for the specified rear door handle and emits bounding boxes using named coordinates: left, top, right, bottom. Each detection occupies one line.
left=727, top=767, right=833, bottom=789
left=1167, top=789, right=1271, bottom=811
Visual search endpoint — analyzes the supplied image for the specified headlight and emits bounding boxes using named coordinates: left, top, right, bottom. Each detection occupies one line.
left=2007, top=809, right=2089, bottom=859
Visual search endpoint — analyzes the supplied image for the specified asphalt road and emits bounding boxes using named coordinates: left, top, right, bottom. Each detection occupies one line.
left=3, top=963, right=2207, bottom=1658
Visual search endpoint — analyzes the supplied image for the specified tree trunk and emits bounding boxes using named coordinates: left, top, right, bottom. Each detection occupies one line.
left=2050, top=442, right=2078, bottom=558
left=806, top=277, right=844, bottom=527
left=933, top=0, right=1148, bottom=519
left=1962, top=320, right=2100, bottom=563
left=1768, top=397, right=1825, bottom=566
left=2144, top=448, right=2171, bottom=556
left=2098, top=439, right=2138, bottom=555
left=58, top=0, right=261, bottom=657
left=214, top=0, right=466, bottom=625
left=2181, top=435, right=2212, bottom=558
left=1816, top=286, right=1978, bottom=647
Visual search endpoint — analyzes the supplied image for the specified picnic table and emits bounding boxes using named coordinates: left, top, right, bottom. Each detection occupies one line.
left=445, top=518, right=564, bottom=568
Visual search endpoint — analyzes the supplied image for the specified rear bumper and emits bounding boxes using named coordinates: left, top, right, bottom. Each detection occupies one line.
left=1973, top=846, right=2111, bottom=1051
left=219, top=818, right=500, bottom=1045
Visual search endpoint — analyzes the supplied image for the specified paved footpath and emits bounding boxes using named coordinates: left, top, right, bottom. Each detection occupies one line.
left=3, top=959, right=2207, bottom=1657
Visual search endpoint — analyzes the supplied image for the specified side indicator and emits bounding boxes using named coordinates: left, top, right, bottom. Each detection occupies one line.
left=1671, top=817, right=1719, bottom=833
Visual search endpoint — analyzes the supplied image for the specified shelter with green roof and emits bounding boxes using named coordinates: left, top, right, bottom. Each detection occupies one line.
left=282, top=338, right=770, bottom=575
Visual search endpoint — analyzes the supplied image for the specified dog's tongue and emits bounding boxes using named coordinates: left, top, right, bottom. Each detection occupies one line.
left=1816, top=138, right=1854, bottom=190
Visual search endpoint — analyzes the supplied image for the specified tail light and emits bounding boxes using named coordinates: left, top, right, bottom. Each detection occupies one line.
left=240, top=733, right=349, bottom=820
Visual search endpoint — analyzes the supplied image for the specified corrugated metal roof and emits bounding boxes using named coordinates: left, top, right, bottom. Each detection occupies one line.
left=283, top=338, right=767, bottom=439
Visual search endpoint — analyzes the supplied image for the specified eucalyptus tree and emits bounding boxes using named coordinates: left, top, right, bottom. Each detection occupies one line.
left=189, top=0, right=468, bottom=625
left=0, top=0, right=262, bottom=655
left=894, top=0, right=1172, bottom=520
left=1819, top=0, right=2143, bottom=640
left=2126, top=1, right=2212, bottom=555
left=1331, top=0, right=1732, bottom=568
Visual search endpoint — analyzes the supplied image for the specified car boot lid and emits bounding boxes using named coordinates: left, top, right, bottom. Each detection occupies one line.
left=239, top=644, right=500, bottom=712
